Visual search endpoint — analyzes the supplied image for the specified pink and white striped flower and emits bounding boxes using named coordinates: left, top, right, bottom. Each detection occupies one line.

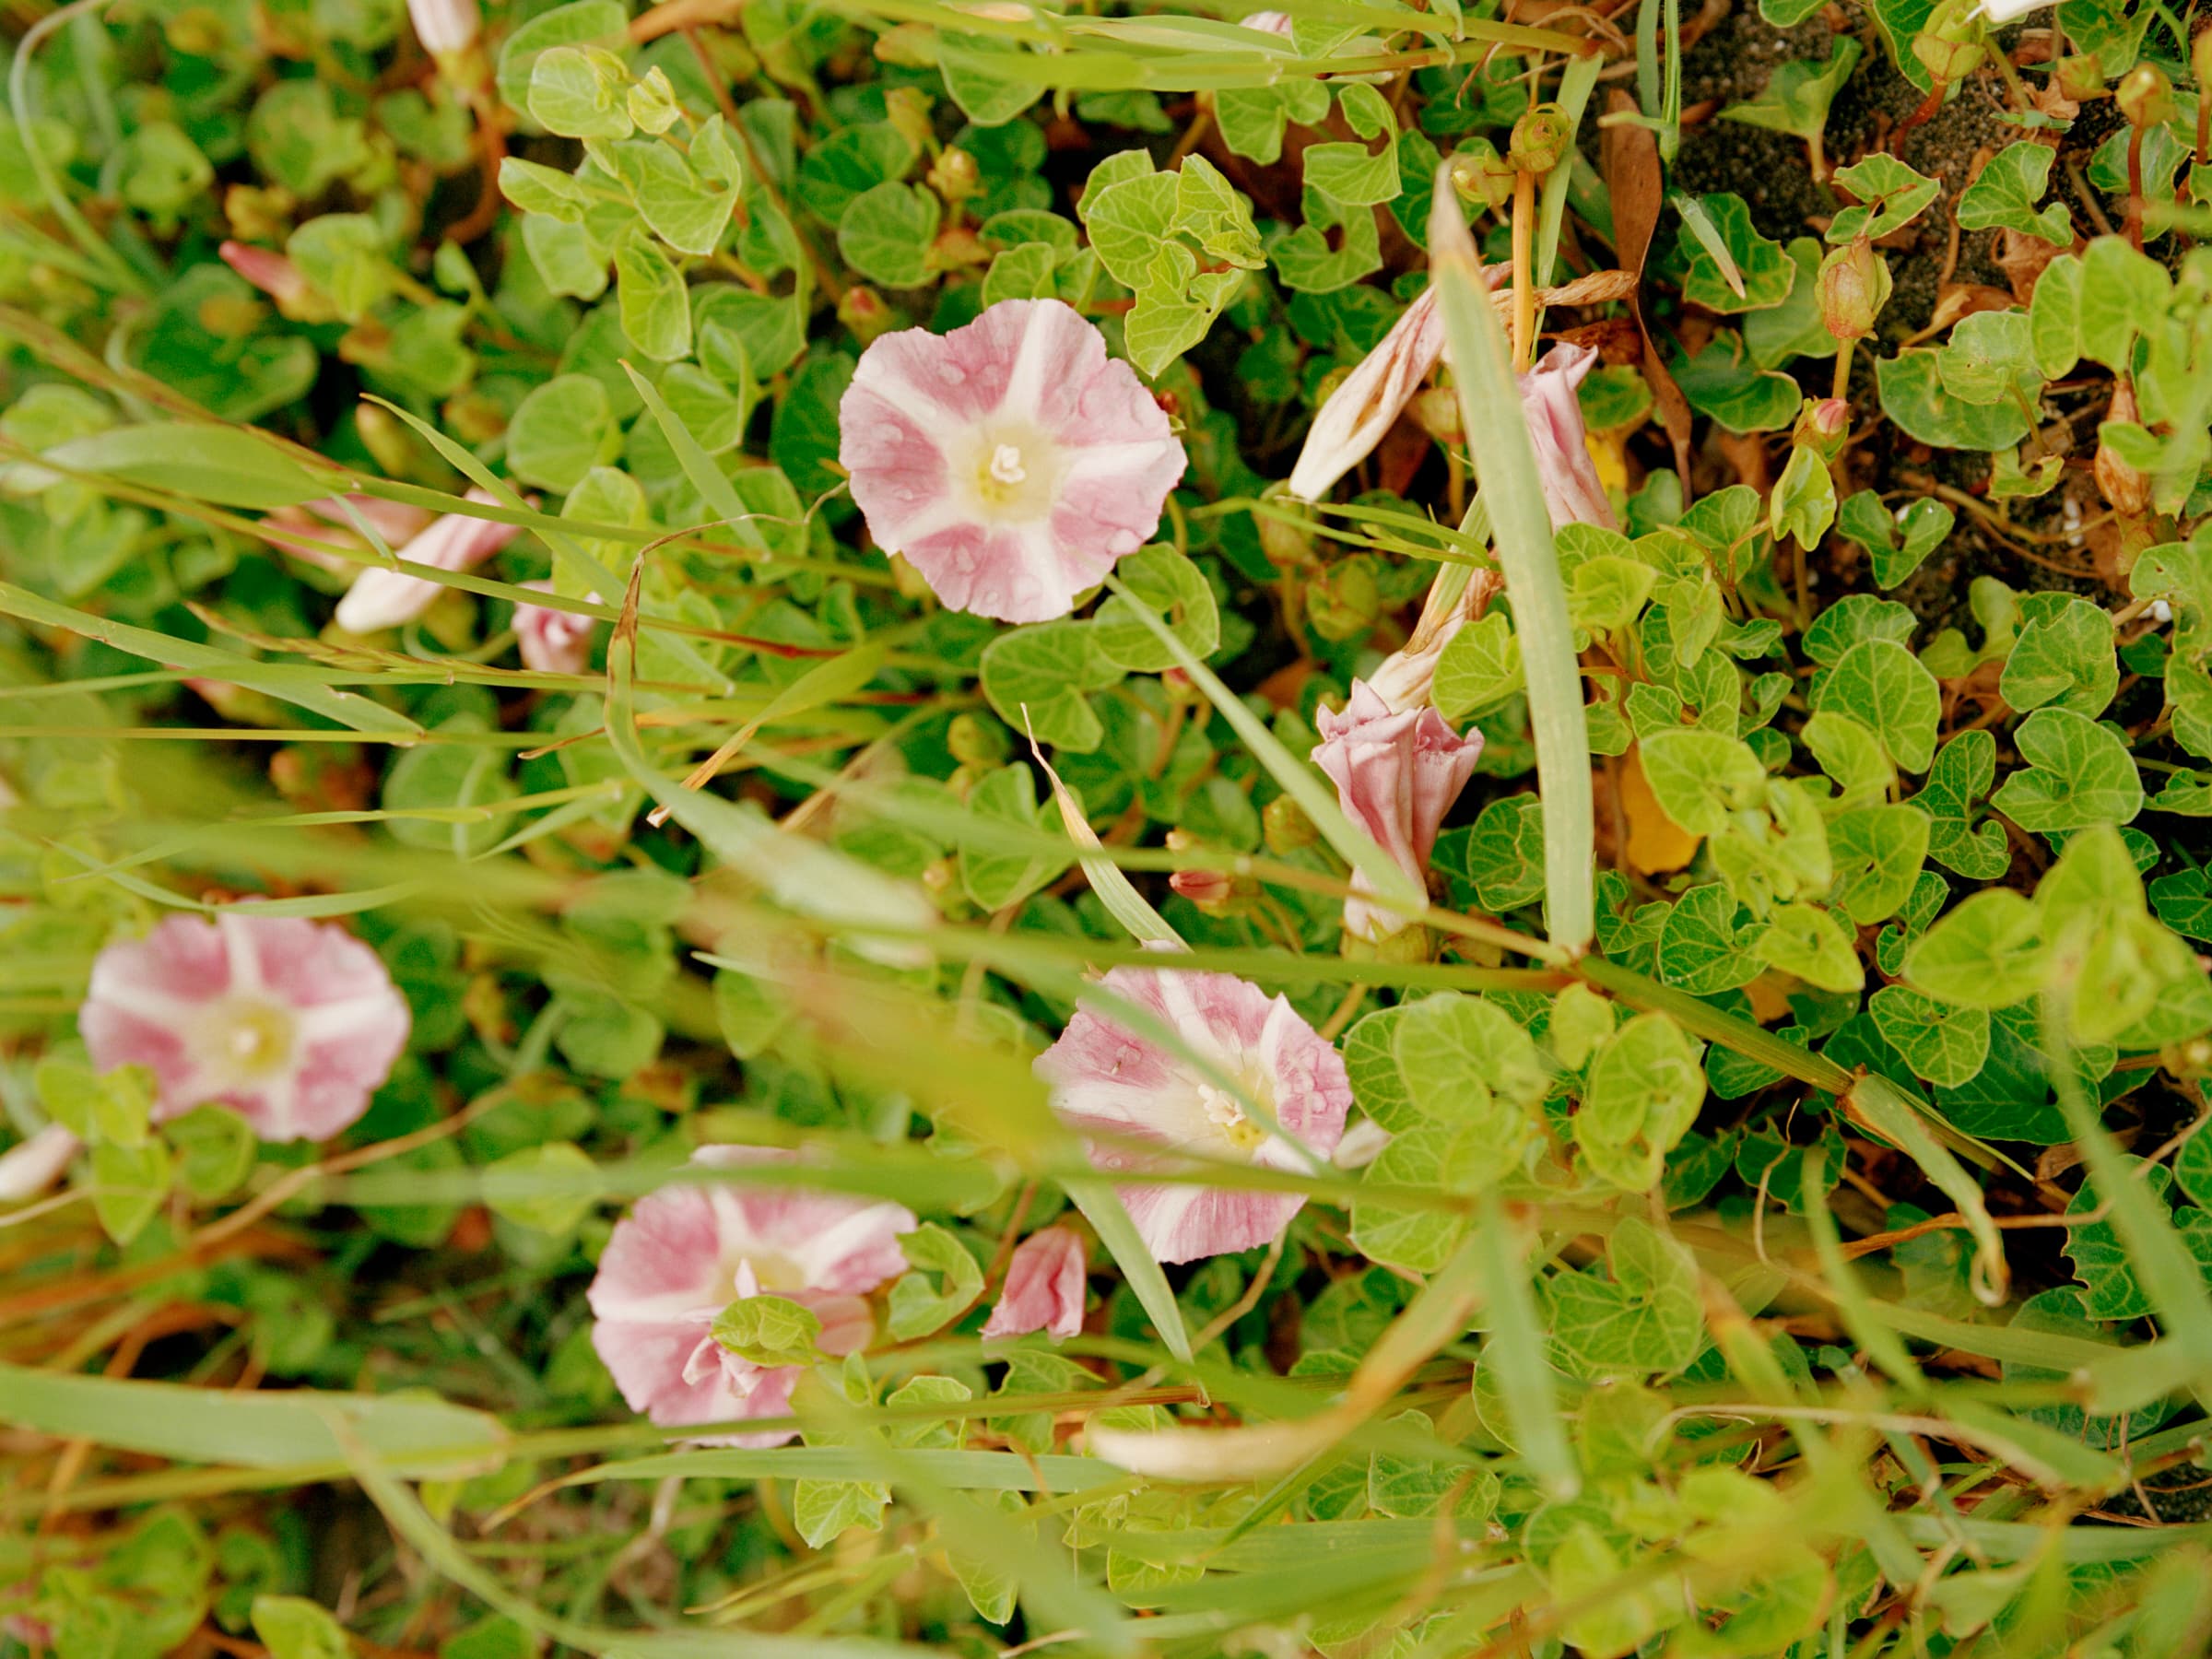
left=1312, top=682, right=1484, bottom=939
left=1035, top=969, right=1350, bottom=1264
left=588, top=1147, right=916, bottom=1445
left=79, top=913, right=410, bottom=1143
left=333, top=488, right=524, bottom=633
left=838, top=299, right=1187, bottom=623
left=513, top=582, right=598, bottom=675
left=980, top=1226, right=1088, bottom=1340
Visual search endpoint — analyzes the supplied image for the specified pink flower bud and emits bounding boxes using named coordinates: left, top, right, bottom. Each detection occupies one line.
left=219, top=241, right=310, bottom=309
left=980, top=1227, right=1088, bottom=1340
left=514, top=582, right=601, bottom=675
left=1516, top=342, right=1617, bottom=531
left=1310, top=683, right=1484, bottom=940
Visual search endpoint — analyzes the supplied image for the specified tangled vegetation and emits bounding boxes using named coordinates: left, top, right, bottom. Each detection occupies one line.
left=5, top=0, right=2212, bottom=1652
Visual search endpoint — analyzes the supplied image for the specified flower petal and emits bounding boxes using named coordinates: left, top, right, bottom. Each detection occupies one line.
left=980, top=1227, right=1088, bottom=1339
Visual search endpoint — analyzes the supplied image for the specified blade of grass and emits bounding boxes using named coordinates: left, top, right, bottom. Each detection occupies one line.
left=1428, top=164, right=1594, bottom=954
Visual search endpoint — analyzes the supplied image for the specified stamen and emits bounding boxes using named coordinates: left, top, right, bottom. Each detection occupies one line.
left=988, top=444, right=1027, bottom=485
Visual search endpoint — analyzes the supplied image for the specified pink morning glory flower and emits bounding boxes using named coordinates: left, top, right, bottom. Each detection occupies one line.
left=333, top=488, right=524, bottom=634
left=980, top=1226, right=1088, bottom=1341
left=838, top=298, right=1187, bottom=623
left=1312, top=682, right=1484, bottom=940
left=513, top=582, right=598, bottom=675
left=79, top=913, right=411, bottom=1143
left=1035, top=968, right=1350, bottom=1265
left=588, top=1146, right=916, bottom=1446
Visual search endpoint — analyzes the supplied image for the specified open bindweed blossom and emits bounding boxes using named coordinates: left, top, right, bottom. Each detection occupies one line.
left=838, top=299, right=1187, bottom=622
left=979, top=1225, right=1088, bottom=1340
left=1036, top=968, right=1350, bottom=1263
left=78, top=914, right=410, bottom=1142
left=588, top=1147, right=916, bottom=1445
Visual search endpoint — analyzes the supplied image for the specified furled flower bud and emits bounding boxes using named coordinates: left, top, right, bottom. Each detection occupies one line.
left=927, top=146, right=980, bottom=204
left=1817, top=240, right=1891, bottom=342
left=1256, top=511, right=1317, bottom=571
left=2054, top=53, right=2106, bottom=102
left=2117, top=64, right=2175, bottom=129
left=407, top=0, right=478, bottom=54
left=1305, top=559, right=1382, bottom=641
left=1448, top=139, right=1517, bottom=209
left=1508, top=104, right=1571, bottom=175
left=219, top=241, right=313, bottom=314
left=1794, top=396, right=1851, bottom=460
left=1912, top=0, right=1986, bottom=84
left=947, top=712, right=1008, bottom=768
left=884, top=87, right=935, bottom=156
left=2094, top=378, right=2156, bottom=517
left=838, top=285, right=895, bottom=344
left=1264, top=794, right=1316, bottom=855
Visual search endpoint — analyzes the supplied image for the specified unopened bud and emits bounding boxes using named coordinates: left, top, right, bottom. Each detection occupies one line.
left=928, top=146, right=980, bottom=204
left=2117, top=64, right=2175, bottom=129
left=1817, top=240, right=1890, bottom=342
left=1170, top=867, right=1236, bottom=908
left=1448, top=139, right=1516, bottom=210
left=885, top=87, right=935, bottom=156
left=1406, top=386, right=1464, bottom=444
left=1902, top=0, right=1991, bottom=86
left=1263, top=794, right=1317, bottom=854
left=2054, top=53, right=2106, bottom=102
left=406, top=0, right=478, bottom=55
left=1508, top=104, right=1571, bottom=175
left=2094, top=379, right=2155, bottom=517
left=1304, top=559, right=1382, bottom=641
left=1794, top=396, right=1850, bottom=459
left=1257, top=511, right=1316, bottom=570
left=839, top=285, right=895, bottom=342
left=354, top=402, right=420, bottom=481
left=947, top=712, right=1008, bottom=768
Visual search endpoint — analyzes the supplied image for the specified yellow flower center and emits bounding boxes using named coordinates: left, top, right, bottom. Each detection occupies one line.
left=969, top=426, right=1059, bottom=517
left=1197, top=1080, right=1267, bottom=1152
left=211, top=999, right=296, bottom=1077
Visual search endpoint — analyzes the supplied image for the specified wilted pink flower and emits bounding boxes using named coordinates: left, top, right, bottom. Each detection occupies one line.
left=1287, top=289, right=1444, bottom=502
left=260, top=496, right=436, bottom=575
left=1517, top=343, right=1616, bottom=530
left=839, top=298, right=1186, bottom=623
left=1036, top=968, right=1350, bottom=1264
left=588, top=1146, right=916, bottom=1445
left=334, top=488, right=524, bottom=632
left=1364, top=567, right=1495, bottom=714
left=407, top=0, right=479, bottom=53
left=514, top=582, right=598, bottom=675
left=220, top=241, right=312, bottom=312
left=980, top=1226, right=1088, bottom=1340
left=79, top=913, right=410, bottom=1143
left=1312, top=682, right=1484, bottom=939
left=0, top=1124, right=78, bottom=1204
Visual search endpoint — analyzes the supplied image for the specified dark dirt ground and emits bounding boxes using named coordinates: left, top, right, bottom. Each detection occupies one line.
left=1661, top=2, right=2142, bottom=635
